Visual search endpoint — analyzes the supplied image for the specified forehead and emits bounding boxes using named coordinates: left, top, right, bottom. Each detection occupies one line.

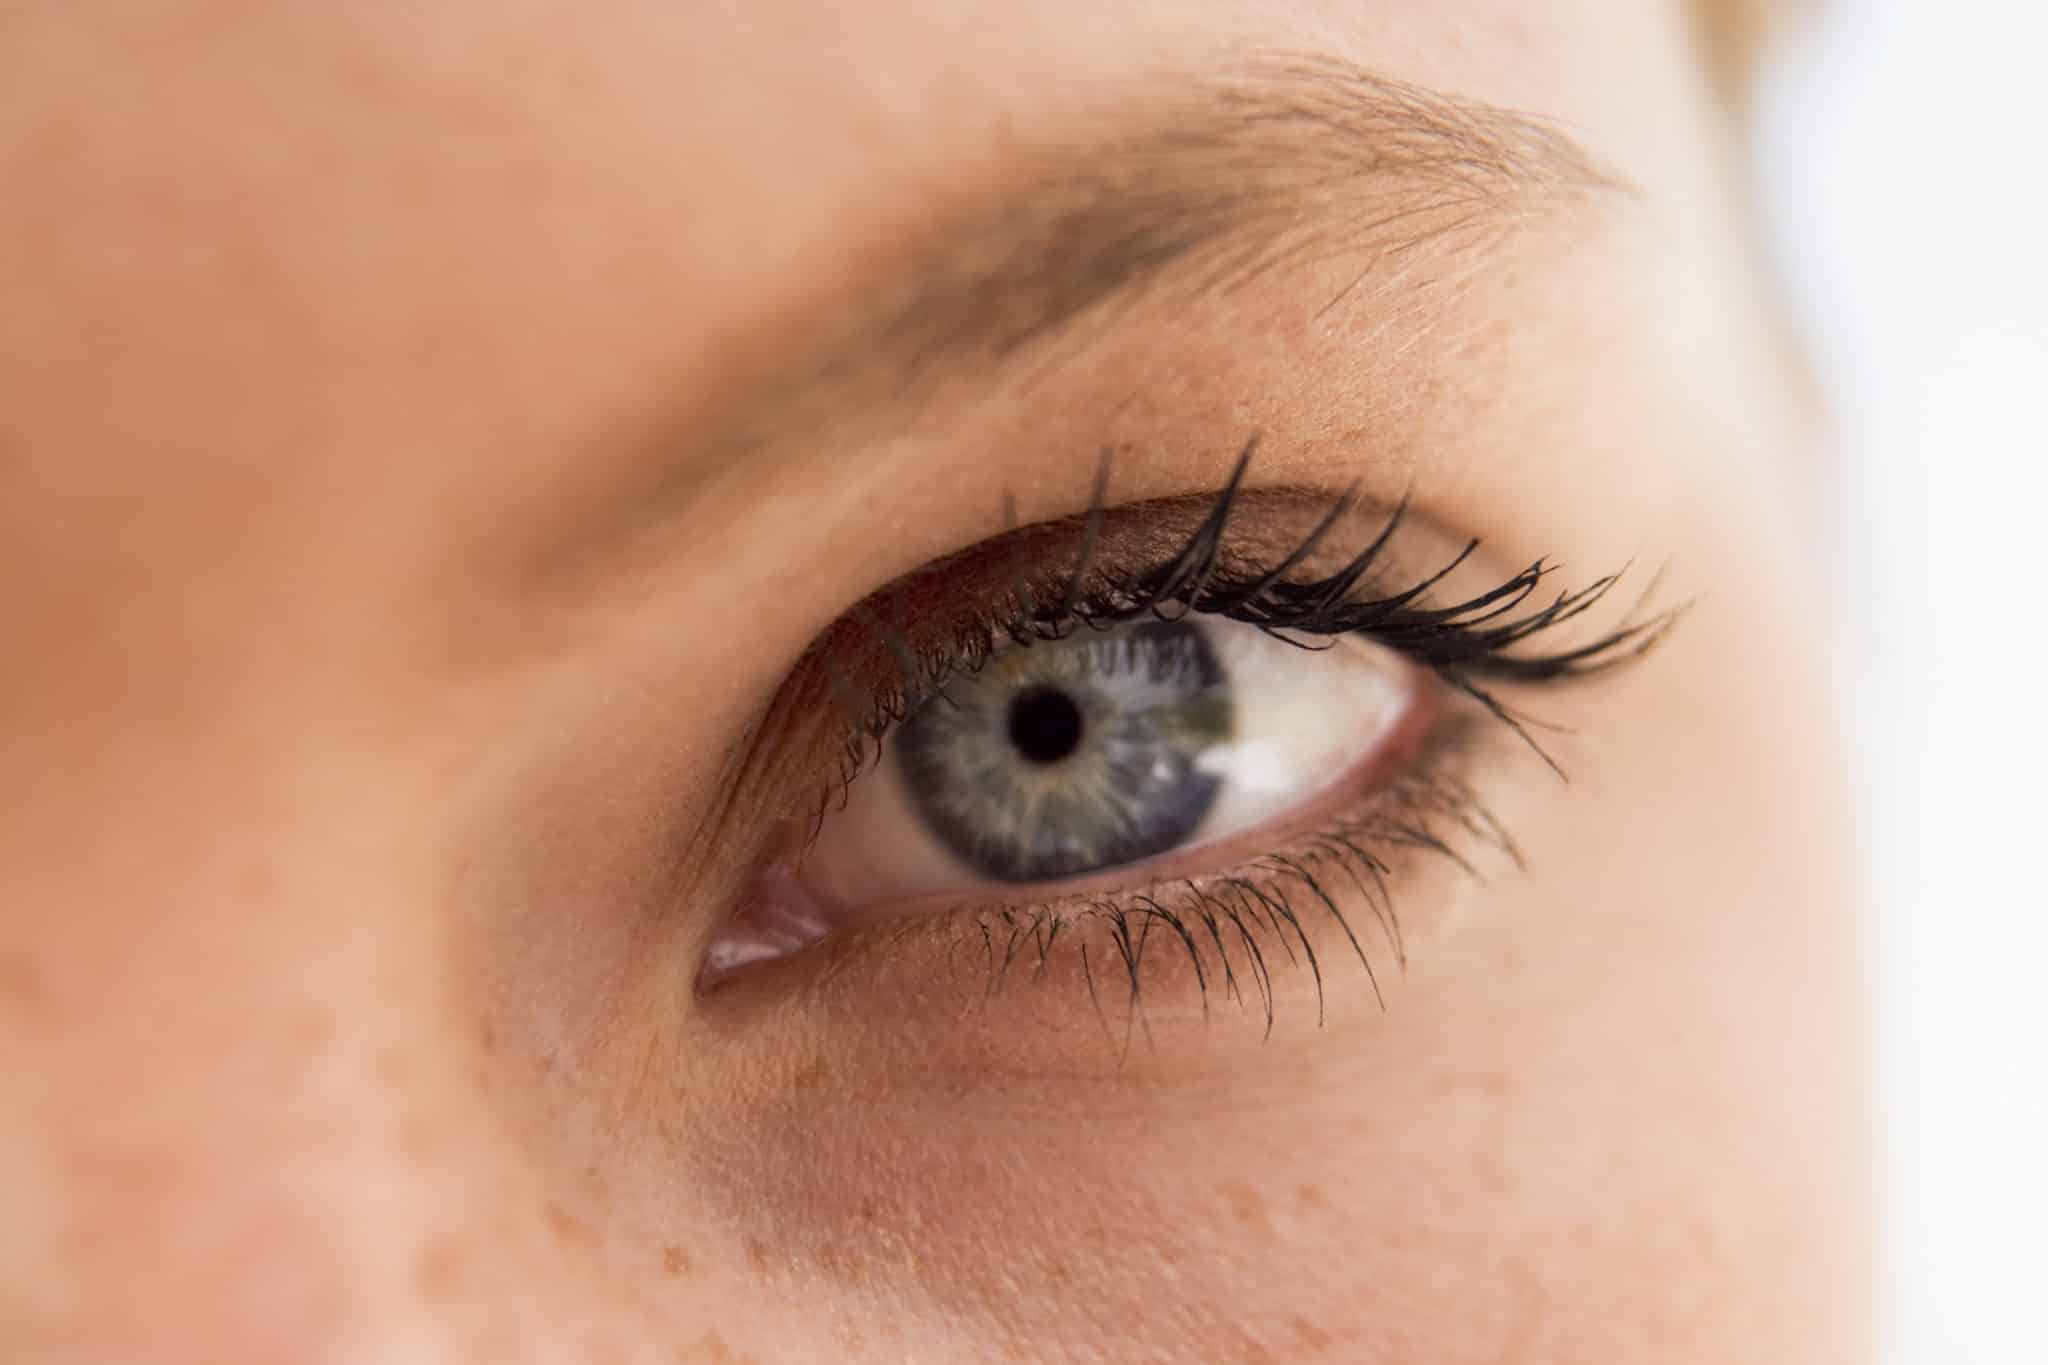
left=1, top=0, right=1685, bottom=316
left=0, top=0, right=1700, bottom=560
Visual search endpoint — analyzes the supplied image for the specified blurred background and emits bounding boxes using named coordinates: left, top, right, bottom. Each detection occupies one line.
left=1755, top=2, right=2048, bottom=1360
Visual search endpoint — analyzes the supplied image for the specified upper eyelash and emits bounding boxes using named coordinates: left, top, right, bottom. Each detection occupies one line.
left=820, top=436, right=1679, bottom=807
left=765, top=442, right=1677, bottom=1025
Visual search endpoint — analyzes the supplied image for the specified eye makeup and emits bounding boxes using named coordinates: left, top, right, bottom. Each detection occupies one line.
left=698, top=441, right=1675, bottom=1029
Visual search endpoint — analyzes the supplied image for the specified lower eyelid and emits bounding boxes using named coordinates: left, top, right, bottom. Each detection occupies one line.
left=695, top=699, right=1505, bottom=1039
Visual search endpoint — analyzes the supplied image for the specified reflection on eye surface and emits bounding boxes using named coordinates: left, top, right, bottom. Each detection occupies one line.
left=697, top=454, right=1673, bottom=1006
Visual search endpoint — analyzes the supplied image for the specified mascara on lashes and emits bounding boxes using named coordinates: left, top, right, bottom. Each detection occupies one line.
left=701, top=439, right=1674, bottom=1022
left=824, top=437, right=1676, bottom=803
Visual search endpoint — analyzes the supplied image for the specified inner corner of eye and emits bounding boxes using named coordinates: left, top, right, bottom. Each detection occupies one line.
left=703, top=616, right=1427, bottom=981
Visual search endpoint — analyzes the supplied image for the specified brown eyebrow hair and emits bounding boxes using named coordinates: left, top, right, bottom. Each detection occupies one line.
left=749, top=56, right=1622, bottom=420
left=533, top=55, right=1626, bottom=584
left=893, top=65, right=1605, bottom=338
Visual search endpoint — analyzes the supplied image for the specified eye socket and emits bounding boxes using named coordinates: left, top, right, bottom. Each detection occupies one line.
left=695, top=474, right=1668, bottom=991
left=794, top=615, right=1421, bottom=912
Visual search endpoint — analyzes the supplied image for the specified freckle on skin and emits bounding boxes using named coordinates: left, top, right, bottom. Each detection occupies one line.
left=662, top=1245, right=692, bottom=1276
left=744, top=1237, right=772, bottom=1273
left=1222, top=1182, right=1272, bottom=1235
left=542, top=1201, right=599, bottom=1247
left=1383, top=1218, right=1433, bottom=1253
left=0, top=954, right=54, bottom=1026
left=679, top=1331, right=735, bottom=1363
left=416, top=1240, right=466, bottom=1298
left=1294, top=1184, right=1328, bottom=1210
left=291, top=1007, right=334, bottom=1051
left=1290, top=1315, right=1333, bottom=1353
left=399, top=1114, right=436, bottom=1159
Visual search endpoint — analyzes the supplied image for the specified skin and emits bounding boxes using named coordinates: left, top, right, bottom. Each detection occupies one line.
left=0, top=2, right=1869, bottom=1362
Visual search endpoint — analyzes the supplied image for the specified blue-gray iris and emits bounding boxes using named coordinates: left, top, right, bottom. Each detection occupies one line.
left=894, top=619, right=1235, bottom=883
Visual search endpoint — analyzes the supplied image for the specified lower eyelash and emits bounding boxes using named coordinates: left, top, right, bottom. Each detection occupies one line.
left=760, top=449, right=1672, bottom=1013
left=924, top=716, right=1510, bottom=1036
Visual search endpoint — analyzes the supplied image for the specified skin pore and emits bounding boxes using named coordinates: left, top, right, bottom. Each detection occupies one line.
left=0, top=2, right=1869, bottom=1362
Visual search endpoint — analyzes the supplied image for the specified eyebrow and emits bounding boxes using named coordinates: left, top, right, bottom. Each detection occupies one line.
left=847, top=57, right=1617, bottom=374
left=538, top=55, right=1623, bottom=581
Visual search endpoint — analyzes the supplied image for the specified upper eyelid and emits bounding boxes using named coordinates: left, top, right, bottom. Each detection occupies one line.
left=772, top=468, right=1671, bottom=825
left=862, top=481, right=1403, bottom=624
left=743, top=477, right=1384, bottom=830
left=838, top=480, right=1658, bottom=689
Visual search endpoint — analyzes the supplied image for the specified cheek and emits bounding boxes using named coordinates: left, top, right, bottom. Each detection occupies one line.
left=670, top=917, right=1621, bottom=1362
left=657, top=846, right=1516, bottom=1360
left=4, top=851, right=573, bottom=1359
left=645, top=578, right=1865, bottom=1364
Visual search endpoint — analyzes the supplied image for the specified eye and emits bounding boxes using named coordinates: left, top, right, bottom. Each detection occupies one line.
left=695, top=470, right=1669, bottom=995
left=698, top=613, right=1427, bottom=984
left=799, top=616, right=1421, bottom=907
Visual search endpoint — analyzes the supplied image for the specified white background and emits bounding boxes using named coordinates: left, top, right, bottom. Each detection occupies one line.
left=1756, top=3, right=2048, bottom=1360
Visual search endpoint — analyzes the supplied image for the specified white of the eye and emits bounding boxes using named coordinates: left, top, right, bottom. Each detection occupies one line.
left=796, top=617, right=1415, bottom=911
left=1184, top=624, right=1409, bottom=845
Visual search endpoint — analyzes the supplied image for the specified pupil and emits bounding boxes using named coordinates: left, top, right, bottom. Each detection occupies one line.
left=1006, top=686, right=1084, bottom=764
